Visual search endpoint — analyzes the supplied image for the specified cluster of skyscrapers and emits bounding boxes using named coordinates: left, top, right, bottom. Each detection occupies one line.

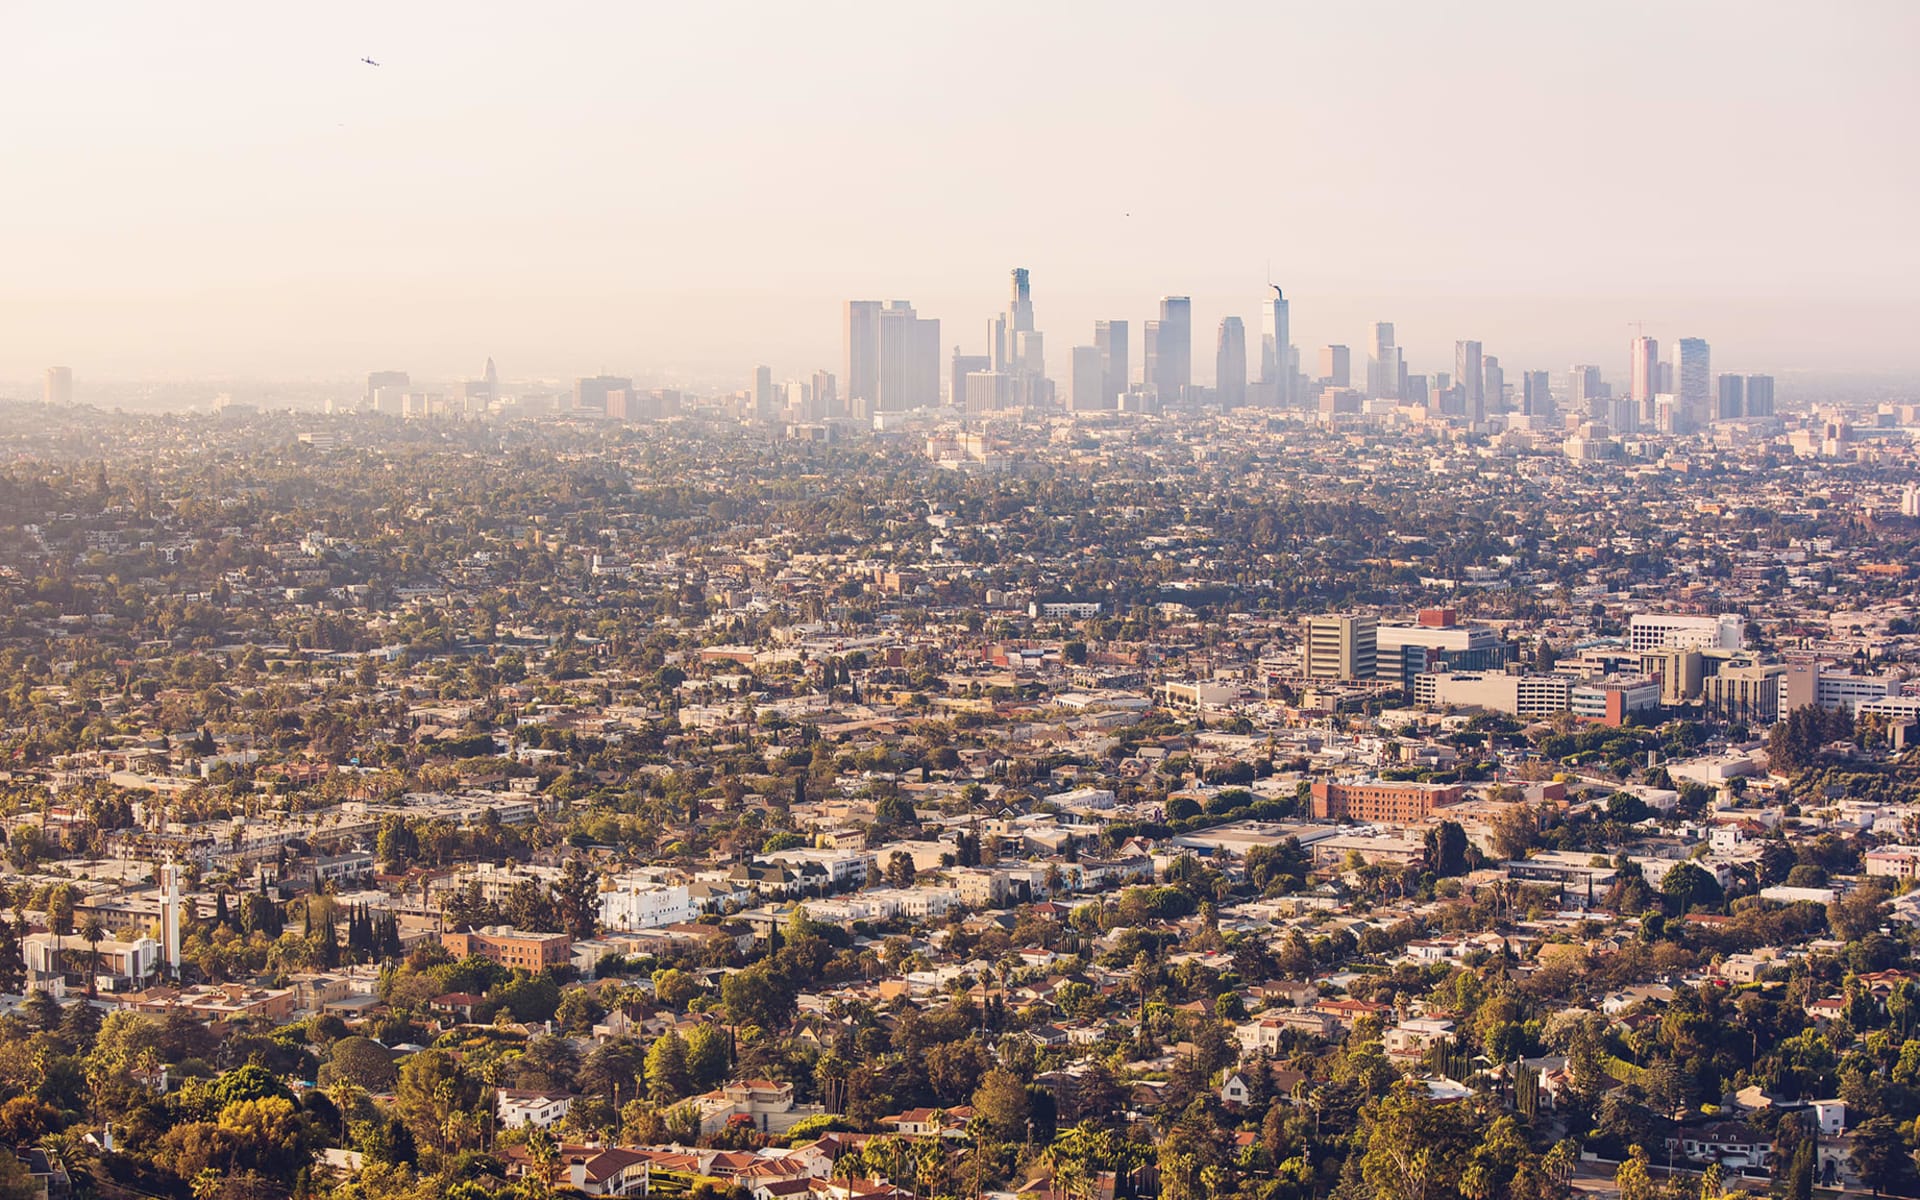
left=815, top=270, right=1776, bottom=434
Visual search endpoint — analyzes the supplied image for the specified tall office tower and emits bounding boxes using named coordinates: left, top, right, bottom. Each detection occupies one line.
left=44, top=366, right=73, bottom=406
left=1367, top=322, right=1399, bottom=399
left=1716, top=374, right=1745, bottom=421
left=1260, top=286, right=1291, bottom=405
left=1154, top=296, right=1192, bottom=401
left=1216, top=317, right=1248, bottom=407
left=1143, top=321, right=1163, bottom=396
left=1658, top=361, right=1673, bottom=393
left=365, top=369, right=408, bottom=410
left=1094, top=320, right=1128, bottom=404
left=963, top=371, right=1009, bottom=413
left=876, top=300, right=939, bottom=411
left=1609, top=395, right=1641, bottom=435
left=1675, top=337, right=1711, bottom=430
left=844, top=300, right=884, bottom=414
left=1318, top=344, right=1351, bottom=389
left=1070, top=345, right=1106, bottom=411
left=1482, top=355, right=1505, bottom=415
left=950, top=351, right=989, bottom=411
left=1744, top=374, right=1775, bottom=418
left=1303, top=614, right=1378, bottom=681
left=573, top=375, right=632, bottom=415
left=811, top=369, right=837, bottom=417
left=1009, top=268, right=1034, bottom=336
left=752, top=365, right=776, bottom=419
left=1522, top=370, right=1554, bottom=420
left=1455, top=341, right=1484, bottom=422
left=1569, top=365, right=1605, bottom=417
left=1630, top=335, right=1658, bottom=403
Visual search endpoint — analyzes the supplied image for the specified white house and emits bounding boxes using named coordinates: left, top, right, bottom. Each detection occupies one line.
left=497, top=1090, right=574, bottom=1129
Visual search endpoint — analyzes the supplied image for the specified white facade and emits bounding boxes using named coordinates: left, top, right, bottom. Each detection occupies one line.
left=1627, top=613, right=1744, bottom=653
left=598, top=881, right=694, bottom=932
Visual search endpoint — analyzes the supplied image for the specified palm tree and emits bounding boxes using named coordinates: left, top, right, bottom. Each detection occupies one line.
left=79, top=913, right=106, bottom=997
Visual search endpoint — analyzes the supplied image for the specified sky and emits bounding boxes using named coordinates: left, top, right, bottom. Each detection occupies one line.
left=3, top=1, right=1918, bottom=392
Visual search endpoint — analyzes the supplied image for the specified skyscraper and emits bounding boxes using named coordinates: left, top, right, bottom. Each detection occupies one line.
left=1482, top=355, right=1505, bottom=415
left=1744, top=374, right=1775, bottom=418
left=1675, top=337, right=1711, bottom=431
left=1143, top=321, right=1162, bottom=397
left=752, top=365, right=775, bottom=419
left=844, top=300, right=882, bottom=414
left=1070, top=345, right=1106, bottom=412
left=1716, top=374, right=1744, bottom=421
left=1455, top=341, right=1484, bottom=422
left=811, top=369, right=837, bottom=417
left=1630, top=336, right=1659, bottom=404
left=950, top=351, right=988, bottom=411
left=1368, top=322, right=1401, bottom=400
left=1094, top=320, right=1128, bottom=405
left=1154, top=296, right=1192, bottom=401
left=1522, top=370, right=1554, bottom=420
left=44, top=366, right=73, bottom=406
left=573, top=375, right=632, bottom=415
left=1569, top=365, right=1606, bottom=417
left=365, top=369, right=408, bottom=410
left=1009, top=267, right=1034, bottom=336
left=1215, top=317, right=1247, bottom=407
left=1260, top=286, right=1291, bottom=406
left=876, top=301, right=939, bottom=411
left=1319, top=345, right=1350, bottom=389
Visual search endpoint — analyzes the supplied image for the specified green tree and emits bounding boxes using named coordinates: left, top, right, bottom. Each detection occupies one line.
left=970, top=1067, right=1031, bottom=1143
left=1851, top=1116, right=1914, bottom=1197
left=645, top=1030, right=691, bottom=1102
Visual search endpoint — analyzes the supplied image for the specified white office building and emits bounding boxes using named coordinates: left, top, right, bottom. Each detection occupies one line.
left=1627, top=613, right=1744, bottom=653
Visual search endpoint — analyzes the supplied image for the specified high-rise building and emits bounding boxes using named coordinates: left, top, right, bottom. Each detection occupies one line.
left=1455, top=341, right=1484, bottom=422
left=1522, top=370, right=1554, bottom=420
left=1368, top=322, right=1401, bottom=400
left=1215, top=317, right=1247, bottom=407
left=1143, top=321, right=1163, bottom=397
left=844, top=300, right=882, bottom=414
left=1715, top=374, right=1744, bottom=421
left=1675, top=337, right=1711, bottom=431
left=963, top=371, right=1009, bottom=413
left=1153, top=296, right=1192, bottom=401
left=364, top=369, right=408, bottom=410
left=1569, top=365, right=1606, bottom=417
left=752, top=365, right=776, bottom=419
left=572, top=375, right=632, bottom=415
left=1319, top=344, right=1350, bottom=389
left=1303, top=614, right=1378, bottom=681
left=1094, top=320, right=1128, bottom=405
left=1482, top=355, right=1505, bottom=415
left=1070, top=345, right=1106, bottom=412
left=1744, top=374, right=1775, bottom=418
left=988, top=267, right=1049, bottom=407
left=1260, top=286, right=1291, bottom=405
left=1630, top=336, right=1659, bottom=404
left=950, top=351, right=989, bottom=411
left=811, top=369, right=837, bottom=417
left=44, top=366, right=73, bottom=406
left=1008, top=267, right=1034, bottom=336
left=876, top=301, right=939, bottom=411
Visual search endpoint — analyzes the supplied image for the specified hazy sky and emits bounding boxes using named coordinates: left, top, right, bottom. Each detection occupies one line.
left=5, top=2, right=1918, bottom=390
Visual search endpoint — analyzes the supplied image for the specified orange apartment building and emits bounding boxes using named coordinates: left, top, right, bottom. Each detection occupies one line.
left=441, top=925, right=573, bottom=971
left=1310, top=779, right=1466, bottom=824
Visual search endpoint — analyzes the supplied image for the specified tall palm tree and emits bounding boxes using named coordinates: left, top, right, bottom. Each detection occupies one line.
left=79, top=913, right=106, bottom=997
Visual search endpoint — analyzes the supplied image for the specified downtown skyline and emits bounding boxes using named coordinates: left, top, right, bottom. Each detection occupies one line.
left=4, top=2, right=1918, bottom=384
